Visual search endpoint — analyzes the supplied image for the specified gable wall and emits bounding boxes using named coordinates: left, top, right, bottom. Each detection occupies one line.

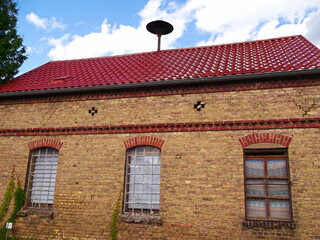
left=0, top=81, right=319, bottom=239
left=0, top=85, right=319, bottom=129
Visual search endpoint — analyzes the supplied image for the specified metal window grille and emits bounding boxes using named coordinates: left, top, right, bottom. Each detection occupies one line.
left=124, top=146, right=161, bottom=214
left=26, top=148, right=59, bottom=208
left=244, top=149, right=292, bottom=221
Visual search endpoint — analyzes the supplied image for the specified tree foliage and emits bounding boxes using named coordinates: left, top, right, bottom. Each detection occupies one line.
left=0, top=0, right=27, bottom=83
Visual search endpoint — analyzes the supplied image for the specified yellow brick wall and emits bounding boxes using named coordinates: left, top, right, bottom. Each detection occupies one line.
left=0, top=84, right=319, bottom=239
left=0, top=85, right=319, bottom=129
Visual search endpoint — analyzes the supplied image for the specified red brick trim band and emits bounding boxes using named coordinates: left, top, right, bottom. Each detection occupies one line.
left=124, top=136, right=165, bottom=149
left=238, top=133, right=292, bottom=148
left=1, top=118, right=319, bottom=137
left=0, top=77, right=319, bottom=105
left=28, top=138, right=63, bottom=150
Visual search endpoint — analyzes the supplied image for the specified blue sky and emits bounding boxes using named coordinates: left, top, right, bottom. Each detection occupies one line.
left=16, top=0, right=320, bottom=76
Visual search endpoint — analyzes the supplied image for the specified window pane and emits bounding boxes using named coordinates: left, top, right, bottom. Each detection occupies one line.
left=47, top=148, right=55, bottom=154
left=245, top=159, right=265, bottom=178
left=153, top=166, right=161, bottom=174
left=153, top=156, right=161, bottom=165
left=246, top=199, right=267, bottom=219
left=141, top=204, right=151, bottom=209
left=130, top=203, right=141, bottom=209
left=134, top=184, right=143, bottom=194
left=143, top=175, right=152, bottom=184
left=144, top=166, right=153, bottom=174
left=143, top=184, right=152, bottom=193
left=142, top=194, right=152, bottom=204
left=144, top=156, right=153, bottom=165
left=135, top=175, right=143, bottom=184
left=152, top=185, right=160, bottom=194
left=152, top=148, right=160, bottom=155
left=269, top=200, right=291, bottom=220
left=28, top=147, right=59, bottom=207
left=152, top=195, right=160, bottom=204
left=132, top=156, right=144, bottom=165
left=128, top=184, right=134, bottom=193
left=152, top=175, right=160, bottom=184
left=267, top=180, right=289, bottom=198
left=125, top=146, right=161, bottom=212
left=145, top=146, right=154, bottom=155
left=136, top=146, right=144, bottom=155
left=127, top=149, right=135, bottom=156
left=246, top=180, right=266, bottom=197
left=152, top=204, right=159, bottom=210
left=267, top=159, right=287, bottom=178
left=128, top=193, right=140, bottom=203
left=39, top=148, right=47, bottom=155
left=33, top=150, right=40, bottom=155
left=135, top=166, right=144, bottom=174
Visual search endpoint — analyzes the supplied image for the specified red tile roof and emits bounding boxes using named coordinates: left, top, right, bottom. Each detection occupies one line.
left=1, top=35, right=319, bottom=94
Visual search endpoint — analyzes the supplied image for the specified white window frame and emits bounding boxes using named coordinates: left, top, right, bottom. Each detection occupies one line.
left=26, top=147, right=59, bottom=208
left=123, top=146, right=161, bottom=214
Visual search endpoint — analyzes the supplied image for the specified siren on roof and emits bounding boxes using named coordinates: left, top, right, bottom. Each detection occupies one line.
left=146, top=20, right=173, bottom=52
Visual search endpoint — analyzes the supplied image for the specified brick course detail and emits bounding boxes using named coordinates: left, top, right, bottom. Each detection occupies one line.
left=124, top=136, right=165, bottom=149
left=1, top=118, right=319, bottom=136
left=238, top=133, right=292, bottom=148
left=28, top=138, right=63, bottom=150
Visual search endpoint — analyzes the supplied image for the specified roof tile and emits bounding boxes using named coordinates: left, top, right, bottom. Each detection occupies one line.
left=0, top=35, right=319, bottom=93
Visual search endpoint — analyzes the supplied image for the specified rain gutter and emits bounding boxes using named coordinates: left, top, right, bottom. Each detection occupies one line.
left=0, top=69, right=320, bottom=98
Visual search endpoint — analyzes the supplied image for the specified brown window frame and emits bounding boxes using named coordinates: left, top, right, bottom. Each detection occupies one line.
left=123, top=146, right=161, bottom=214
left=244, top=148, right=293, bottom=222
left=25, top=147, right=59, bottom=209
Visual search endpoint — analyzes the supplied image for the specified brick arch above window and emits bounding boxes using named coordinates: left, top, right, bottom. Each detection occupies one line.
left=123, top=136, right=164, bottom=150
left=28, top=138, right=63, bottom=151
left=238, top=133, right=292, bottom=148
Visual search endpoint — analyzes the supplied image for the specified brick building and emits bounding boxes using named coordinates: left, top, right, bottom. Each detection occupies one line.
left=0, top=35, right=319, bottom=239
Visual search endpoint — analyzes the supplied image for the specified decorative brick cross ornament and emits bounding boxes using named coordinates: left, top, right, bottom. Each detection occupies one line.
left=88, top=107, right=98, bottom=116
left=194, top=101, right=205, bottom=111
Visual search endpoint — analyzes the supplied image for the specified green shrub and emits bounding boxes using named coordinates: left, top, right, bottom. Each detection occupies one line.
left=0, top=180, right=25, bottom=239
left=111, top=195, right=121, bottom=240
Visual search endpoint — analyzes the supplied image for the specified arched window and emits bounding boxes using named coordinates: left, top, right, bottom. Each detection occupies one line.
left=123, top=146, right=161, bottom=214
left=26, top=147, right=59, bottom=208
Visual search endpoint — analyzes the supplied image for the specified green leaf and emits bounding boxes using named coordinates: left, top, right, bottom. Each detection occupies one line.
left=0, top=0, right=27, bottom=83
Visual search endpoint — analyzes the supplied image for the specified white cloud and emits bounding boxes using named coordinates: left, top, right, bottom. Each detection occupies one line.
left=26, top=12, right=47, bottom=29
left=46, top=20, right=155, bottom=60
left=26, top=12, right=66, bottom=31
left=46, top=0, right=193, bottom=60
left=26, top=46, right=43, bottom=54
left=45, top=0, right=320, bottom=60
left=256, top=20, right=307, bottom=40
left=305, top=9, right=320, bottom=47
left=188, top=0, right=320, bottom=46
left=45, top=34, right=70, bottom=60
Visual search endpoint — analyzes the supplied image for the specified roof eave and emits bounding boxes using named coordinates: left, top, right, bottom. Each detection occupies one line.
left=1, top=68, right=320, bottom=98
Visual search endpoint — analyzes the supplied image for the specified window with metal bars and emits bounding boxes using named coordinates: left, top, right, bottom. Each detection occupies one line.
left=244, top=149, right=292, bottom=221
left=123, top=146, right=161, bottom=214
left=26, top=147, right=59, bottom=208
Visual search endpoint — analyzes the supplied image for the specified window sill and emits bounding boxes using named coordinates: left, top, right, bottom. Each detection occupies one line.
left=119, top=212, right=162, bottom=225
left=17, top=208, right=54, bottom=219
left=242, top=220, right=296, bottom=230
